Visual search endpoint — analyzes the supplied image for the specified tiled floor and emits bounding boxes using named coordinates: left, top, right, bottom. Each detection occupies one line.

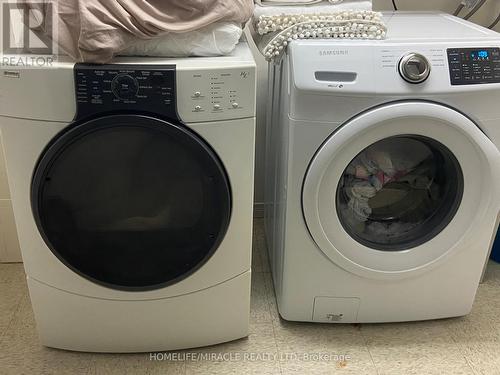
left=0, top=219, right=499, bottom=374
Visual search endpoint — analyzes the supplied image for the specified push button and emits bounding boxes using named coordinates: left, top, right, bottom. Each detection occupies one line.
left=194, top=105, right=202, bottom=111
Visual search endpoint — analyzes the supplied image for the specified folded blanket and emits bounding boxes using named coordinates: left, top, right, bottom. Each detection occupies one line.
left=19, top=0, right=254, bottom=63
left=251, top=2, right=386, bottom=61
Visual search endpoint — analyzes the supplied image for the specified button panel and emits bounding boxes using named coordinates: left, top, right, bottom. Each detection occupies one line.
left=177, top=67, right=255, bottom=122
left=74, top=64, right=177, bottom=121
left=447, top=48, right=500, bottom=85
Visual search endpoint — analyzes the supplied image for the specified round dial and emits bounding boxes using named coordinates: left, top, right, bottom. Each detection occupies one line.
left=399, top=53, right=431, bottom=84
left=111, top=74, right=139, bottom=100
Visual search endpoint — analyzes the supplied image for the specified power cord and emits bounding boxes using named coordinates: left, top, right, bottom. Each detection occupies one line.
left=489, top=13, right=500, bottom=29
left=463, top=0, right=487, bottom=20
left=454, top=0, right=498, bottom=29
left=392, top=0, right=397, bottom=11
left=453, top=4, right=464, bottom=16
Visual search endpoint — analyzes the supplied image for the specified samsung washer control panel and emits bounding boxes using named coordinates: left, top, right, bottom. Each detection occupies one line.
left=447, top=48, right=500, bottom=85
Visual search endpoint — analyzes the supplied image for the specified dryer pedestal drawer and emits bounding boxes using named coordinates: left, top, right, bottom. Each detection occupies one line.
left=28, top=271, right=251, bottom=353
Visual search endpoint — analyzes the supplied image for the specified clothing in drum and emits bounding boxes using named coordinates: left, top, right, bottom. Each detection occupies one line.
left=336, top=135, right=463, bottom=251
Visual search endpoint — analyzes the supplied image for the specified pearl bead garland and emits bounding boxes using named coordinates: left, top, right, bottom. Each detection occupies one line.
left=255, top=11, right=387, bottom=61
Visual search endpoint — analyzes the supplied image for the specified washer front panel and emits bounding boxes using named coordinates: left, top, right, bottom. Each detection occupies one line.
left=302, top=101, right=499, bottom=279
left=32, top=114, right=232, bottom=291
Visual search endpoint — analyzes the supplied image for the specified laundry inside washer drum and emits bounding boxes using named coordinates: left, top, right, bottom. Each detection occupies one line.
left=336, top=136, right=463, bottom=251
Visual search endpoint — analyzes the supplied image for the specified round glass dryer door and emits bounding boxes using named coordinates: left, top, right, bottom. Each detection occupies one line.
left=336, top=135, right=463, bottom=251
left=32, top=115, right=231, bottom=291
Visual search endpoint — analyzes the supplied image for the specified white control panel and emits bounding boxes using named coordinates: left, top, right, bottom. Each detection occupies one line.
left=291, top=42, right=500, bottom=96
left=177, top=67, right=256, bottom=123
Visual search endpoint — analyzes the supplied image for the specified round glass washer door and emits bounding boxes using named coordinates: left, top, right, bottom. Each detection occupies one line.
left=336, top=135, right=463, bottom=251
left=32, top=114, right=231, bottom=291
left=302, top=101, right=499, bottom=279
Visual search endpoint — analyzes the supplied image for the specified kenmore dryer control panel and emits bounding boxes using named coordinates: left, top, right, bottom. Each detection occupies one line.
left=74, top=63, right=256, bottom=123
left=176, top=67, right=256, bottom=122
left=74, top=64, right=178, bottom=121
left=447, top=48, right=500, bottom=85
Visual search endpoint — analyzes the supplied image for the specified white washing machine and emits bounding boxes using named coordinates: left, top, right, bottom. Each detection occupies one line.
left=265, top=13, right=500, bottom=323
left=0, top=42, right=256, bottom=352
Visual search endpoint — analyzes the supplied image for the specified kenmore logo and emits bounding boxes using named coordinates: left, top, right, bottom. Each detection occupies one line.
left=319, top=50, right=349, bottom=56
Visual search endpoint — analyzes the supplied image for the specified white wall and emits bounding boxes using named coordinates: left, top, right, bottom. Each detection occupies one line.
left=374, top=0, right=500, bottom=25
left=249, top=0, right=500, bottom=212
left=0, top=139, right=21, bottom=262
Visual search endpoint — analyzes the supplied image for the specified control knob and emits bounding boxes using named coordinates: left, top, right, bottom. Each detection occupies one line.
left=398, top=53, right=431, bottom=84
left=111, top=74, right=139, bottom=100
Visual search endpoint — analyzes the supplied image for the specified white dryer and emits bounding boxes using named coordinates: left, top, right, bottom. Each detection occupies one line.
left=265, top=13, right=500, bottom=323
left=0, top=43, right=256, bottom=352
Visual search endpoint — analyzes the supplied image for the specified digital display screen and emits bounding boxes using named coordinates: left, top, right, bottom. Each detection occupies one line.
left=478, top=50, right=489, bottom=58
left=470, top=50, right=489, bottom=60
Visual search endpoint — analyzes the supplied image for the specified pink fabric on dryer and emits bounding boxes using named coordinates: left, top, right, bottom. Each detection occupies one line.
left=19, top=0, right=254, bottom=62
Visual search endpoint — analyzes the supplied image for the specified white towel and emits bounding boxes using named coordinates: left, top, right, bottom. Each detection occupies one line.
left=121, top=22, right=243, bottom=57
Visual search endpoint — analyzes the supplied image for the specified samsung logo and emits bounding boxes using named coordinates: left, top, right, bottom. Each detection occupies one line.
left=319, top=50, right=349, bottom=56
